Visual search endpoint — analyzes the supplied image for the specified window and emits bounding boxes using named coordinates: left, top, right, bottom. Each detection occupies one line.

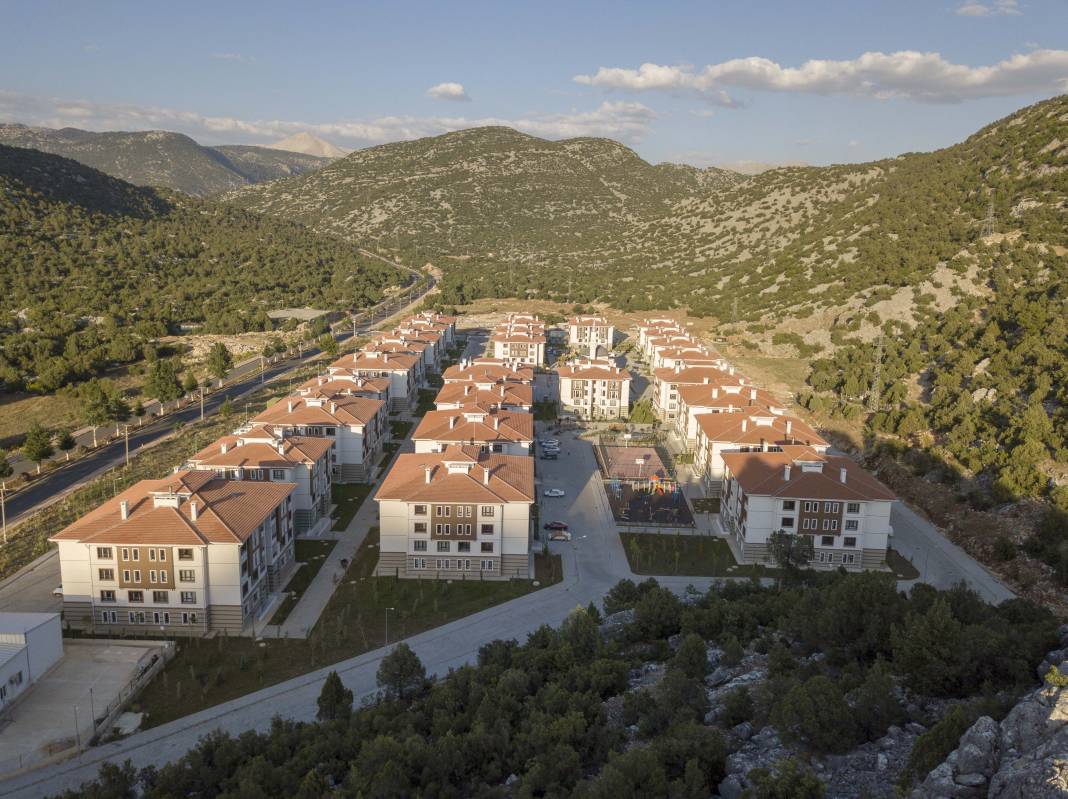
left=481, top=506, right=495, bottom=517
left=178, top=548, right=194, bottom=561
left=153, top=591, right=168, bottom=604
left=99, top=590, right=116, bottom=603
left=844, top=519, right=859, bottom=531
left=413, top=540, right=427, bottom=552
left=822, top=519, right=831, bottom=530
left=844, top=537, right=857, bottom=548
left=412, top=558, right=427, bottom=570
left=414, top=504, right=427, bottom=516
left=133, top=570, right=141, bottom=582
left=480, top=559, right=494, bottom=570
left=843, top=553, right=856, bottom=565
left=122, top=569, right=131, bottom=582
left=96, top=547, right=113, bottom=560
left=458, top=542, right=471, bottom=553
left=272, top=469, right=286, bottom=480
left=481, top=542, right=494, bottom=553
left=436, top=559, right=449, bottom=570
left=178, top=569, right=195, bottom=582
left=460, top=559, right=471, bottom=571
left=830, top=520, right=838, bottom=531
left=128, top=590, right=144, bottom=603
left=782, top=500, right=796, bottom=511
left=158, top=549, right=167, bottom=561
left=443, top=524, right=451, bottom=536
left=131, top=549, right=140, bottom=561
left=414, top=522, right=427, bottom=534
left=100, top=610, right=117, bottom=624
left=180, top=591, right=196, bottom=604
left=121, top=548, right=130, bottom=561
left=437, top=541, right=450, bottom=553
left=481, top=524, right=494, bottom=535
left=821, top=536, right=835, bottom=546
left=149, top=549, right=156, bottom=561
left=831, top=503, right=840, bottom=514
left=780, top=518, right=794, bottom=529
left=846, top=502, right=860, bottom=514
left=98, top=568, right=115, bottom=581
left=149, top=570, right=157, bottom=584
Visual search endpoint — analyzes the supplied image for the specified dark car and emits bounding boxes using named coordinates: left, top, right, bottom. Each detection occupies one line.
left=539, top=452, right=558, bottom=460
left=543, top=521, right=569, bottom=531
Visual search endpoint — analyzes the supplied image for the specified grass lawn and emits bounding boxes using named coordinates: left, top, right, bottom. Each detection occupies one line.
left=331, top=483, right=374, bottom=531
left=379, top=442, right=401, bottom=466
left=132, top=527, right=562, bottom=729
left=621, top=532, right=774, bottom=578
left=413, top=388, right=437, bottom=417
left=269, top=539, right=338, bottom=625
left=691, top=497, right=720, bottom=514
left=886, top=548, right=922, bottom=580
left=532, top=400, right=558, bottom=422
left=390, top=420, right=413, bottom=440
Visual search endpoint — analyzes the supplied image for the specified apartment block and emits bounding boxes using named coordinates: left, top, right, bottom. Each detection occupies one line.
left=329, top=350, right=424, bottom=412
left=364, top=335, right=437, bottom=373
left=374, top=447, right=534, bottom=580
left=694, top=411, right=828, bottom=495
left=442, top=359, right=535, bottom=386
left=652, top=364, right=748, bottom=420
left=720, top=447, right=895, bottom=571
left=489, top=314, right=546, bottom=366
left=566, top=315, right=614, bottom=358
left=250, top=393, right=386, bottom=482
left=412, top=408, right=534, bottom=456
left=434, top=382, right=533, bottom=412
left=184, top=428, right=333, bottom=536
left=297, top=373, right=392, bottom=404
left=555, top=360, right=632, bottom=420
left=674, top=384, right=788, bottom=446
left=50, top=471, right=296, bottom=636
left=407, top=312, right=457, bottom=348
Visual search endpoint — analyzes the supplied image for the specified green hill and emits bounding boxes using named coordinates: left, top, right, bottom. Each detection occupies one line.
left=0, top=124, right=331, bottom=196
left=0, top=144, right=403, bottom=394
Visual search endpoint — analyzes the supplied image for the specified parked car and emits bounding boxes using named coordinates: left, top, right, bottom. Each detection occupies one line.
left=539, top=452, right=559, bottom=460
left=543, top=520, right=569, bottom=531
left=52, top=585, right=63, bottom=598
left=540, top=439, right=560, bottom=447
left=549, top=530, right=572, bottom=542
left=543, top=488, right=565, bottom=497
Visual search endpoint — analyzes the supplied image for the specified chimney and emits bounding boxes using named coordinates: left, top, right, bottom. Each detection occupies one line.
left=287, top=400, right=295, bottom=413
left=119, top=500, right=129, bottom=520
left=729, top=366, right=735, bottom=375
left=277, top=442, right=286, bottom=455
left=483, top=466, right=491, bottom=485
left=493, top=417, right=500, bottom=431
left=750, top=388, right=757, bottom=400
left=785, top=420, right=792, bottom=436
left=190, top=501, right=198, bottom=521
left=330, top=401, right=337, bottom=414
left=761, top=438, right=768, bottom=452
left=465, top=384, right=471, bottom=396
left=712, top=387, right=719, bottom=399
left=220, top=442, right=229, bottom=454
left=424, top=466, right=433, bottom=484
left=840, top=467, right=847, bottom=484
left=449, top=416, right=457, bottom=429
left=674, top=363, right=681, bottom=374
left=784, top=465, right=791, bottom=481
left=741, top=418, right=748, bottom=433
left=703, top=376, right=710, bottom=384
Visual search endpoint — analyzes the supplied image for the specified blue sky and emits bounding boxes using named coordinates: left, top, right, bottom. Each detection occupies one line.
left=1, top=0, right=1066, bottom=170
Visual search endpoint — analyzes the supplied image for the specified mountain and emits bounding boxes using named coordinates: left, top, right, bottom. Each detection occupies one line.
left=0, top=124, right=330, bottom=196
left=0, top=144, right=403, bottom=394
left=226, top=125, right=745, bottom=255
left=271, top=131, right=348, bottom=158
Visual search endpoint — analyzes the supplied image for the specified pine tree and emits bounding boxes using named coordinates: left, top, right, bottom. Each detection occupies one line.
left=22, top=423, right=54, bottom=474
left=316, top=671, right=353, bottom=721
left=376, top=642, right=426, bottom=700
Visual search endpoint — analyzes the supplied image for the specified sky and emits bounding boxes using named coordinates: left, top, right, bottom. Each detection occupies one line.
left=1, top=0, right=1066, bottom=171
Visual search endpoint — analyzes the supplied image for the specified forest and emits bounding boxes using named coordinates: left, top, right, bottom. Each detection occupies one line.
left=0, top=144, right=402, bottom=395
left=58, top=572, right=1058, bottom=798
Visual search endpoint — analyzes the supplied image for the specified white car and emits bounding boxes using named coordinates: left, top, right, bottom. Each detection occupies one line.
left=540, top=439, right=560, bottom=447
left=543, top=488, right=565, bottom=497
left=549, top=530, right=572, bottom=542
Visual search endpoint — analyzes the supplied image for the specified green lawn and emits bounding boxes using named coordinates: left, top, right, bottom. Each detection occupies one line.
left=132, top=527, right=562, bottom=729
left=331, top=483, right=373, bottom=531
left=532, top=399, right=559, bottom=421
left=379, top=442, right=401, bottom=466
left=413, top=388, right=438, bottom=416
left=621, top=532, right=774, bottom=578
left=390, top=420, right=413, bottom=440
left=269, top=539, right=338, bottom=625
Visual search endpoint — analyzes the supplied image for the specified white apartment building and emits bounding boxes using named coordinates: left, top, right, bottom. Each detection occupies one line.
left=674, top=384, right=788, bottom=447
left=250, top=393, right=386, bottom=482
left=652, top=365, right=749, bottom=420
left=566, top=315, right=614, bottom=358
left=489, top=328, right=546, bottom=366
left=407, top=312, right=457, bottom=348
left=50, top=471, right=296, bottom=636
left=297, top=373, right=392, bottom=404
left=375, top=446, right=534, bottom=580
left=434, top=381, right=533, bottom=412
left=412, top=408, right=534, bottom=456
left=694, top=411, right=828, bottom=495
left=555, top=361, right=632, bottom=420
left=329, top=350, right=424, bottom=412
left=720, top=447, right=895, bottom=571
left=442, top=359, right=534, bottom=386
left=184, top=428, right=334, bottom=536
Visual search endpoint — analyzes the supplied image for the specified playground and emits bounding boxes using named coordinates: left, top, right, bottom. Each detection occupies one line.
left=597, top=445, right=695, bottom=527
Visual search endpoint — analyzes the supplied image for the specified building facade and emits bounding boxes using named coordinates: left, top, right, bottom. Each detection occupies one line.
left=412, top=408, right=534, bottom=456
left=566, top=315, right=614, bottom=358
left=555, top=361, right=632, bottom=419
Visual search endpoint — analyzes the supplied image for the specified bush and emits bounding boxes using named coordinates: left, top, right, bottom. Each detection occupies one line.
left=898, top=705, right=974, bottom=790
left=719, top=686, right=754, bottom=728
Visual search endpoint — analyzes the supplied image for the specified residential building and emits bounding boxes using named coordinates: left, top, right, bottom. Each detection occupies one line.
left=720, top=447, right=895, bottom=571
left=364, top=336, right=437, bottom=373
left=407, top=312, right=457, bottom=348
left=442, top=359, right=534, bottom=386
left=329, top=350, right=424, bottom=412
left=434, top=382, right=533, bottom=412
left=637, top=319, right=685, bottom=358
left=555, top=361, right=632, bottom=419
left=652, top=365, right=748, bottom=420
left=652, top=346, right=724, bottom=371
left=694, top=411, right=828, bottom=495
left=374, top=446, right=534, bottom=580
left=297, top=373, right=392, bottom=404
left=184, top=428, right=333, bottom=535
left=0, top=613, right=62, bottom=714
left=675, top=384, right=788, bottom=447
left=412, top=408, right=534, bottom=456
left=250, top=393, right=386, bottom=482
left=489, top=325, right=546, bottom=366
left=50, top=471, right=296, bottom=636
left=566, top=315, right=614, bottom=357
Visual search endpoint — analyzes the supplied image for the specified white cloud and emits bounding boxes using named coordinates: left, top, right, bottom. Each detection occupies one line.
left=426, top=82, right=471, bottom=102
left=574, top=48, right=1068, bottom=104
left=955, top=0, right=1021, bottom=17
left=211, top=52, right=254, bottom=63
left=0, top=91, right=655, bottom=146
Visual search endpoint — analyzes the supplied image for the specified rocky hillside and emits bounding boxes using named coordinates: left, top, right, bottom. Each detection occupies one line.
left=0, top=124, right=330, bottom=196
left=225, top=125, right=745, bottom=256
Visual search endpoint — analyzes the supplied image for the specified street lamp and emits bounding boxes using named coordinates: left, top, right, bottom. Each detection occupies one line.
left=384, top=606, right=396, bottom=646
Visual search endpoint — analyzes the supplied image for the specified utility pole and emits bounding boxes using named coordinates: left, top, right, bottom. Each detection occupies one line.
left=124, top=426, right=130, bottom=468
left=385, top=606, right=395, bottom=646
left=868, top=335, right=884, bottom=412
left=1, top=482, right=7, bottom=545
left=199, top=387, right=204, bottom=421
left=260, top=356, right=265, bottom=384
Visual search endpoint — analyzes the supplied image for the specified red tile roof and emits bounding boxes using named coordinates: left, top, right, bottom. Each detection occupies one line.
left=376, top=446, right=534, bottom=504
left=722, top=447, right=895, bottom=502
left=253, top=395, right=384, bottom=428
left=413, top=409, right=534, bottom=445
left=696, top=411, right=826, bottom=448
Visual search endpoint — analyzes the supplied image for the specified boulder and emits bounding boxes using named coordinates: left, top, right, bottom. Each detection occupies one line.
left=999, top=686, right=1068, bottom=756
left=988, top=724, right=1068, bottom=799
left=598, top=608, right=635, bottom=639
left=717, top=774, right=744, bottom=799
left=955, top=716, right=1000, bottom=777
